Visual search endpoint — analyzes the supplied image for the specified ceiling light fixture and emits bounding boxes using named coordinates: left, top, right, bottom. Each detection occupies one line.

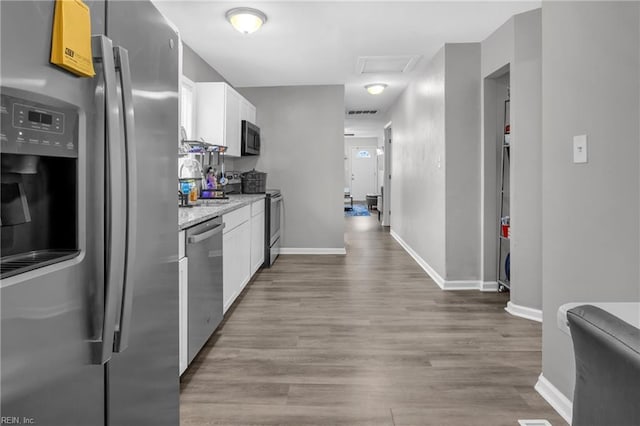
left=225, top=7, right=267, bottom=34
left=365, top=83, right=387, bottom=95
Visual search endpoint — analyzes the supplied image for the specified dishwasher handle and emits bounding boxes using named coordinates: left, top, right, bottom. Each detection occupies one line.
left=187, top=223, right=225, bottom=244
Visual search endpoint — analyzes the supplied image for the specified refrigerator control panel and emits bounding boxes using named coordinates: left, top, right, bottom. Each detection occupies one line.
left=13, top=103, right=65, bottom=134
left=1, top=92, right=77, bottom=158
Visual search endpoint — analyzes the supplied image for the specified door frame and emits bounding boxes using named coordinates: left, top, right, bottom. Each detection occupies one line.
left=383, top=122, right=392, bottom=227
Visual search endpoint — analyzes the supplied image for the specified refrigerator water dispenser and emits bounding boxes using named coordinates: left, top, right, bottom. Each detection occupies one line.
left=0, top=93, right=79, bottom=278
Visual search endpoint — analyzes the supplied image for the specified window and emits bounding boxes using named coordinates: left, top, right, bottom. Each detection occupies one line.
left=180, top=76, right=196, bottom=141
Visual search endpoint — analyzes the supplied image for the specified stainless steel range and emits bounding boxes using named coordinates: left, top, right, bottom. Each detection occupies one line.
left=264, top=189, right=282, bottom=267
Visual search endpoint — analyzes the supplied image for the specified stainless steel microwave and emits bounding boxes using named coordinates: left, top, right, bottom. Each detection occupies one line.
left=241, top=120, right=260, bottom=156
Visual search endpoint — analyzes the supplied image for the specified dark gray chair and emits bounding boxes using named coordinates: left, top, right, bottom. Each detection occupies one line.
left=567, top=305, right=640, bottom=426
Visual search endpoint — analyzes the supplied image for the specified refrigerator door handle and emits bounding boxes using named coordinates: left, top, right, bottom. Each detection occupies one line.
left=113, top=45, right=137, bottom=353
left=90, top=35, right=126, bottom=365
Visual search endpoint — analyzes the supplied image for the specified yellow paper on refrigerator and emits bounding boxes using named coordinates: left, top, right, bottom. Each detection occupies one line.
left=50, top=0, right=95, bottom=77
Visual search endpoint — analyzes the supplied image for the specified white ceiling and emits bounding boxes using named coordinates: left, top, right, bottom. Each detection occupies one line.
left=153, top=0, right=540, bottom=136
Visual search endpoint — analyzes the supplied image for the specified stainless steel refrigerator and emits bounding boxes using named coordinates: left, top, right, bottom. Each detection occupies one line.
left=0, top=1, right=179, bottom=424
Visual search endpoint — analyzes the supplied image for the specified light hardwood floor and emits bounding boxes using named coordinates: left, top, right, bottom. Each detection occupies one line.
left=181, top=211, right=566, bottom=425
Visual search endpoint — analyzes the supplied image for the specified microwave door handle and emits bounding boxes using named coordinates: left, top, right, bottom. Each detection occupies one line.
left=90, top=35, right=125, bottom=365
left=112, top=45, right=137, bottom=353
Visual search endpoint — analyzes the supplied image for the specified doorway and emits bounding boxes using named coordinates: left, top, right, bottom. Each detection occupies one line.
left=482, top=65, right=510, bottom=290
left=349, top=147, right=377, bottom=200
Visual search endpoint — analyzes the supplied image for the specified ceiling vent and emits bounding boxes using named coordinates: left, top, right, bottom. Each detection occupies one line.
left=357, top=55, right=421, bottom=74
left=347, top=110, right=378, bottom=116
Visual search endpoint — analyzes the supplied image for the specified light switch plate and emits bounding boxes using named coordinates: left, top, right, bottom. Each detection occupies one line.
left=573, top=134, right=588, bottom=163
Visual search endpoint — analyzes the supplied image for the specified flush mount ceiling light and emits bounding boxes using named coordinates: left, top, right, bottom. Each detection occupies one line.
left=225, top=7, right=267, bottom=34
left=365, top=83, right=387, bottom=95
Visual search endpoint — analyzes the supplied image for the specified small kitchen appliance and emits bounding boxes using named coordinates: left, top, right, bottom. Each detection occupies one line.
left=241, top=120, right=260, bottom=156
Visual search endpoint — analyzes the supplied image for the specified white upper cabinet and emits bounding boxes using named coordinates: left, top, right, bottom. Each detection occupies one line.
left=240, top=98, right=257, bottom=126
left=195, top=82, right=256, bottom=158
left=225, top=88, right=241, bottom=157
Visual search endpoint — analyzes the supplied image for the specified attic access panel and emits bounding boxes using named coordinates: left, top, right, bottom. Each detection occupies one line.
left=357, top=55, right=421, bottom=74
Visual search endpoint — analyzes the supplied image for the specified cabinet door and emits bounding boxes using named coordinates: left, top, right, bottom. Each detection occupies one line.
left=237, top=220, right=252, bottom=292
left=178, top=257, right=188, bottom=375
left=195, top=82, right=225, bottom=145
left=240, top=98, right=257, bottom=125
left=223, top=229, right=237, bottom=313
left=251, top=211, right=265, bottom=275
left=248, top=103, right=257, bottom=124
left=225, top=87, right=242, bottom=157
left=239, top=98, right=250, bottom=124
left=223, top=220, right=252, bottom=313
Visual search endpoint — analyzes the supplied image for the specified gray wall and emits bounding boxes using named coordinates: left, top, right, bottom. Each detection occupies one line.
left=390, top=47, right=447, bottom=278
left=235, top=85, right=345, bottom=250
left=182, top=43, right=228, bottom=84
left=541, top=1, right=640, bottom=400
left=480, top=9, right=542, bottom=310
left=180, top=42, right=234, bottom=168
left=445, top=43, right=482, bottom=280
left=511, top=9, right=542, bottom=309
left=389, top=44, right=482, bottom=281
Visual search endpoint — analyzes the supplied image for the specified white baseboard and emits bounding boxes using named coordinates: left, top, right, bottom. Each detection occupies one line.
left=390, top=230, right=495, bottom=292
left=279, top=247, right=346, bottom=255
left=390, top=229, right=446, bottom=288
left=534, top=374, right=573, bottom=425
left=505, top=301, right=543, bottom=323
left=480, top=281, right=499, bottom=292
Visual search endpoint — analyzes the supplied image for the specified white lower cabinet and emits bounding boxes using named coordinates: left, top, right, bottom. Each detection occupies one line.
left=178, top=255, right=188, bottom=375
left=223, top=206, right=251, bottom=313
left=250, top=201, right=265, bottom=275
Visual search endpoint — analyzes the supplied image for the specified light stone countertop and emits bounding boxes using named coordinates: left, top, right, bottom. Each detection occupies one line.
left=178, top=194, right=266, bottom=230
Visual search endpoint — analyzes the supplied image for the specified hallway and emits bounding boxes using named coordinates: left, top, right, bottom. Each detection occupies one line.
left=180, top=213, right=566, bottom=425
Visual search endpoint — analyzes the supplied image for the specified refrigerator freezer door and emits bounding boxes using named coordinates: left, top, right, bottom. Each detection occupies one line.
left=0, top=1, right=107, bottom=424
left=104, top=1, right=180, bottom=425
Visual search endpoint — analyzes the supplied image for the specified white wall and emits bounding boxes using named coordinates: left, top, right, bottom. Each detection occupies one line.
left=541, top=0, right=640, bottom=402
left=235, top=85, right=345, bottom=251
left=389, top=44, right=482, bottom=282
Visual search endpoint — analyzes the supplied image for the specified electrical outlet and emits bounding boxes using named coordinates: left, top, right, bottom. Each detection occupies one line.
left=573, top=134, right=588, bottom=164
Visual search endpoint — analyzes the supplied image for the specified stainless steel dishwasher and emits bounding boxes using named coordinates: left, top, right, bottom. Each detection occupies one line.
left=185, top=217, right=224, bottom=363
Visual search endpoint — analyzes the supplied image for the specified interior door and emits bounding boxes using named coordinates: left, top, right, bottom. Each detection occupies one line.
left=350, top=147, right=377, bottom=200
